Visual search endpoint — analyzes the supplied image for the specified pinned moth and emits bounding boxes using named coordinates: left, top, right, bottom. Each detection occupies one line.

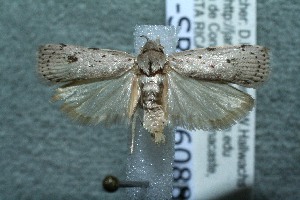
left=38, top=37, right=269, bottom=143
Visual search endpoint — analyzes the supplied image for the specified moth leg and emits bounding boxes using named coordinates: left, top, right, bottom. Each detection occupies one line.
left=130, top=110, right=138, bottom=154
left=128, top=76, right=140, bottom=118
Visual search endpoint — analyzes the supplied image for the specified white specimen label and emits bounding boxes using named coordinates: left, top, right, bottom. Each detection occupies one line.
left=167, top=0, right=257, bottom=199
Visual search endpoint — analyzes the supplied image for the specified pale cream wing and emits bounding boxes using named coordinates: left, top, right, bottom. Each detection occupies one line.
left=167, top=70, right=254, bottom=130
left=168, top=45, right=270, bottom=88
left=52, top=71, right=139, bottom=125
left=38, top=44, right=135, bottom=82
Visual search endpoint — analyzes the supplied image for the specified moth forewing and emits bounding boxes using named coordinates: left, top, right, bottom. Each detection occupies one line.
left=168, top=45, right=269, bottom=88
left=38, top=44, right=135, bottom=83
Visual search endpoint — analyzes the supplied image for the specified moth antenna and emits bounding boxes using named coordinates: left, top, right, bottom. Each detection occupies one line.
left=140, top=35, right=150, bottom=41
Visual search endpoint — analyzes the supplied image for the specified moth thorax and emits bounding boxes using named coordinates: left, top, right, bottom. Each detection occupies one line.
left=137, top=50, right=167, bottom=76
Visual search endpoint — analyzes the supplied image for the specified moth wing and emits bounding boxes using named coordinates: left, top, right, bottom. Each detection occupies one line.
left=168, top=45, right=270, bottom=88
left=52, top=70, right=140, bottom=125
left=38, top=44, right=135, bottom=83
left=167, top=70, right=254, bottom=130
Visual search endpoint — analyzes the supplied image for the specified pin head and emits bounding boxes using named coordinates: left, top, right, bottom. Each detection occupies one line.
left=102, top=175, right=119, bottom=192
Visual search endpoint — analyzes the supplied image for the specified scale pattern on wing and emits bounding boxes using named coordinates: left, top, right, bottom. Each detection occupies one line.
left=168, top=45, right=269, bottom=88
left=52, top=71, right=137, bottom=125
left=167, top=70, right=254, bottom=130
left=38, top=44, right=135, bottom=82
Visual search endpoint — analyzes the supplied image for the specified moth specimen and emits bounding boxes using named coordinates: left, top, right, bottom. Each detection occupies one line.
left=38, top=38, right=269, bottom=143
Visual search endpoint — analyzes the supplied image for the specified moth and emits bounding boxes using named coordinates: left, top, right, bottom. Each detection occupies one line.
left=37, top=37, right=269, bottom=143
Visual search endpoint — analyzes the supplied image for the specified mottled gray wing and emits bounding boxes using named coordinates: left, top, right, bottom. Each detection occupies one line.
left=167, top=70, right=254, bottom=130
left=168, top=45, right=270, bottom=88
left=38, top=44, right=135, bottom=82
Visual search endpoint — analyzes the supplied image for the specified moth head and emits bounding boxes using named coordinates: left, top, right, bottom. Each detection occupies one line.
left=140, top=35, right=164, bottom=53
left=137, top=36, right=167, bottom=76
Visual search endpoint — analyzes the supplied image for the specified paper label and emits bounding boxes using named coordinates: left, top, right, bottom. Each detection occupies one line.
left=166, top=0, right=256, bottom=199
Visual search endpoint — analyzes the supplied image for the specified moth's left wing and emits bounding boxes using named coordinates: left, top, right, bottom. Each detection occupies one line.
left=38, top=44, right=135, bottom=83
left=166, top=70, right=254, bottom=130
left=52, top=70, right=140, bottom=126
left=168, top=45, right=270, bottom=88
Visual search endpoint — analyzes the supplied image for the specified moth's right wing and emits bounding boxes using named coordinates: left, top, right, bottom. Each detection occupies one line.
left=166, top=70, right=254, bottom=130
left=38, top=44, right=135, bottom=82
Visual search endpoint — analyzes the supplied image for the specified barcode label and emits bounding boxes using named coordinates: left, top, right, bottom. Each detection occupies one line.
left=166, top=0, right=256, bottom=199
